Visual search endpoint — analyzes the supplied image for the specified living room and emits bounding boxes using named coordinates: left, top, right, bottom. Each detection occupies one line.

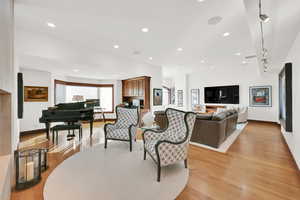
left=1, top=0, right=300, bottom=200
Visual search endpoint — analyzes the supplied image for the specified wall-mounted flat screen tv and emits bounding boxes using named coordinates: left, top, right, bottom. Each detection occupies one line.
left=205, top=85, right=239, bottom=104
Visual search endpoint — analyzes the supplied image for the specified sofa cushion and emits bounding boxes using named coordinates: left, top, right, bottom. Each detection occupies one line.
left=223, top=109, right=236, bottom=116
left=196, top=113, right=213, bottom=120
left=212, top=112, right=227, bottom=121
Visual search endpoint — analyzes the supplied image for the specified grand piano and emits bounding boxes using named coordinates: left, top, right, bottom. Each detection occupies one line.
left=39, top=101, right=95, bottom=139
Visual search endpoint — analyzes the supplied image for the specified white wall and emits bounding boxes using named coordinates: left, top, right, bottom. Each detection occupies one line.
left=20, top=67, right=162, bottom=131
left=0, top=0, right=20, bottom=151
left=20, top=68, right=52, bottom=131
left=282, top=31, right=300, bottom=169
left=12, top=58, right=20, bottom=150
left=162, top=78, right=174, bottom=89
left=0, top=0, right=15, bottom=199
left=182, top=64, right=279, bottom=122
left=0, top=0, right=14, bottom=94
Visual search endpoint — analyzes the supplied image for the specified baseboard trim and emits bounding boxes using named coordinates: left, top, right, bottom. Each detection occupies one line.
left=20, top=129, right=46, bottom=136
left=248, top=120, right=279, bottom=125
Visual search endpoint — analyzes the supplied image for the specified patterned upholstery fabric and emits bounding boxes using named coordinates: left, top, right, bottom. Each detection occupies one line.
left=105, top=106, right=139, bottom=141
left=143, top=109, right=196, bottom=166
left=106, top=128, right=132, bottom=140
left=113, top=107, right=139, bottom=129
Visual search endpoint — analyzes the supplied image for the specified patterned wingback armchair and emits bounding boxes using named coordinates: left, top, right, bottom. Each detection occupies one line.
left=104, top=106, right=139, bottom=152
left=142, top=108, right=196, bottom=182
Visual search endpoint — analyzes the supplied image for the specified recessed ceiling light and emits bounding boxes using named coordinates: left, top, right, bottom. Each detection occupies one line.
left=223, top=32, right=230, bottom=37
left=201, top=60, right=205, bottom=63
left=242, top=61, right=248, bottom=65
left=73, top=69, right=79, bottom=72
left=141, top=28, right=149, bottom=33
left=197, top=0, right=205, bottom=2
left=113, top=45, right=119, bottom=49
left=148, top=57, right=153, bottom=60
left=47, top=22, right=56, bottom=28
left=235, top=52, right=241, bottom=56
left=177, top=48, right=183, bottom=52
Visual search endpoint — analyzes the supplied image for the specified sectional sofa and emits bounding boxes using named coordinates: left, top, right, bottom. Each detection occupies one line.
left=154, top=110, right=238, bottom=148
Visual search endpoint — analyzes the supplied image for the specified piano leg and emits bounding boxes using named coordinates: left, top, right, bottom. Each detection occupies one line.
left=102, top=112, right=106, bottom=123
left=45, top=122, right=50, bottom=140
left=90, top=120, right=93, bottom=137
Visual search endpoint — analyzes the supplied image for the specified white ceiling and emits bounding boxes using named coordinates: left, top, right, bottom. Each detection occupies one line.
left=14, top=0, right=300, bottom=79
left=243, top=0, right=300, bottom=73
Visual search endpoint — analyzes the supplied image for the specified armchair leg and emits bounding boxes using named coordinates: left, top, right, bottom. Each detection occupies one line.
left=157, top=163, right=161, bottom=182
left=184, top=159, right=188, bottom=168
left=129, top=140, right=132, bottom=152
left=143, top=149, right=146, bottom=160
left=104, top=138, right=107, bottom=149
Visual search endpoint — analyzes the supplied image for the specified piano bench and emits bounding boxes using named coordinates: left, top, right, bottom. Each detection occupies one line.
left=51, top=124, right=82, bottom=144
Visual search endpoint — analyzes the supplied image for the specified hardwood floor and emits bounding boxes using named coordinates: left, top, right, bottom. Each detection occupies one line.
left=11, top=121, right=300, bottom=200
left=178, top=121, right=300, bottom=200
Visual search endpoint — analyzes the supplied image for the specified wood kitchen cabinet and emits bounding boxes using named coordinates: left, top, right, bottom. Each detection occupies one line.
left=122, top=76, right=151, bottom=110
left=138, top=79, right=144, bottom=96
left=132, top=80, right=138, bottom=96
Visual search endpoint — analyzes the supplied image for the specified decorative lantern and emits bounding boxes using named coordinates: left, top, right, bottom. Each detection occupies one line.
left=15, top=148, right=48, bottom=190
left=40, top=148, right=49, bottom=172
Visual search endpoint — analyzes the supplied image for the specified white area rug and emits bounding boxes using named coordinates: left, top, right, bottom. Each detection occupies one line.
left=190, top=123, right=247, bottom=153
left=44, top=141, right=189, bottom=200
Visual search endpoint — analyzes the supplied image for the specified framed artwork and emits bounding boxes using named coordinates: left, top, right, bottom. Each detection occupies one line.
left=249, top=86, right=272, bottom=107
left=24, top=86, right=48, bottom=102
left=177, top=90, right=183, bottom=107
left=191, top=89, right=200, bottom=108
left=153, top=88, right=163, bottom=106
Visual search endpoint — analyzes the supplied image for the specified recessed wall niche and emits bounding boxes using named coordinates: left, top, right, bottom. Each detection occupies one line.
left=0, top=89, right=12, bottom=156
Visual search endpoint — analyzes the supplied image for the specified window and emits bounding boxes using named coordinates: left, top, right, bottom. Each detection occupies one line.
left=55, top=80, right=114, bottom=112
left=99, top=87, right=113, bottom=112
left=66, top=86, right=98, bottom=102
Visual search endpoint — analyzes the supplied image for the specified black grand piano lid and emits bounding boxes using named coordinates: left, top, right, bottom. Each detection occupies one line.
left=55, top=102, right=86, bottom=110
